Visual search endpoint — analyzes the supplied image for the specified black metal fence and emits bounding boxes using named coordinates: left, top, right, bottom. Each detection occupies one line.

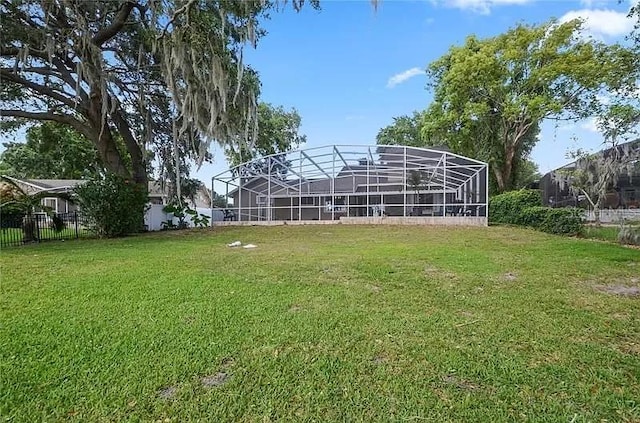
left=0, top=212, right=93, bottom=248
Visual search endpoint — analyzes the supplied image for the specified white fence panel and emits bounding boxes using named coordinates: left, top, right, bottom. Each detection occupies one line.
left=144, top=204, right=170, bottom=231
left=585, top=209, right=640, bottom=223
left=144, top=205, right=224, bottom=231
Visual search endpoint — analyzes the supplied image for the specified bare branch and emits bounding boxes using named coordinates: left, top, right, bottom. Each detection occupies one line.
left=157, top=0, right=198, bottom=39
left=0, top=69, right=80, bottom=110
left=50, top=56, right=89, bottom=103
left=0, top=109, right=95, bottom=141
left=92, top=1, right=137, bottom=46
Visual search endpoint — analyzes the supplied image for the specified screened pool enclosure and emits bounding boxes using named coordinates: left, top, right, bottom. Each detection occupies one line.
left=211, top=145, right=488, bottom=225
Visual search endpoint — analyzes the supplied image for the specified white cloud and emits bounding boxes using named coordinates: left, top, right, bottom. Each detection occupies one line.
left=579, top=0, right=610, bottom=7
left=386, top=67, right=424, bottom=88
left=580, top=117, right=601, bottom=133
left=433, top=0, right=531, bottom=15
left=559, top=8, right=633, bottom=39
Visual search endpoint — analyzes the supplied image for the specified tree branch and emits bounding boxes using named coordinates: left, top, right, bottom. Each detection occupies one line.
left=50, top=56, right=89, bottom=103
left=157, top=0, right=198, bottom=39
left=0, top=109, right=95, bottom=141
left=110, top=106, right=146, bottom=183
left=92, top=1, right=137, bottom=46
left=0, top=70, right=80, bottom=110
left=0, top=66, right=61, bottom=76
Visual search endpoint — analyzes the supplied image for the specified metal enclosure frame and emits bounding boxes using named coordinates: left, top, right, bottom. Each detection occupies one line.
left=211, top=145, right=489, bottom=224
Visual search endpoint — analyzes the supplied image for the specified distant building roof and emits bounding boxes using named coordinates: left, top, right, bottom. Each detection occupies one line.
left=23, top=179, right=84, bottom=190
left=547, top=138, right=640, bottom=174
left=1, top=177, right=186, bottom=202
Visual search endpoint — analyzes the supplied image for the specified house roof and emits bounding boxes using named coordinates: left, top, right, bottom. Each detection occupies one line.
left=2, top=177, right=187, bottom=201
left=546, top=138, right=640, bottom=175
left=148, top=181, right=170, bottom=198
left=23, top=179, right=85, bottom=190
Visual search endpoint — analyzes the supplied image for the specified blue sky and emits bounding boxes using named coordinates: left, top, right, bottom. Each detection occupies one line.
left=193, top=0, right=637, bottom=183
left=1, top=0, right=635, bottom=183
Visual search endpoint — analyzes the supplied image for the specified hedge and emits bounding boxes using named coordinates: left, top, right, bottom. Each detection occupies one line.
left=489, top=189, right=583, bottom=236
left=489, top=189, right=542, bottom=225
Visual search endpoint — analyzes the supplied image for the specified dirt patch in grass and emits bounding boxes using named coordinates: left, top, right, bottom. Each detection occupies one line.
left=503, top=272, right=518, bottom=281
left=442, top=374, right=480, bottom=391
left=617, top=341, right=640, bottom=356
left=157, top=386, right=177, bottom=400
left=424, top=265, right=457, bottom=280
left=372, top=355, right=388, bottom=365
left=289, top=304, right=302, bottom=312
left=200, top=357, right=234, bottom=388
left=594, top=285, right=640, bottom=297
left=610, top=312, right=630, bottom=320
left=201, top=372, right=230, bottom=388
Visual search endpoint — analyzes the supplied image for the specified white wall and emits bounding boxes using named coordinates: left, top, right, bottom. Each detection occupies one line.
left=585, top=209, right=640, bottom=223
left=144, top=205, right=224, bottom=231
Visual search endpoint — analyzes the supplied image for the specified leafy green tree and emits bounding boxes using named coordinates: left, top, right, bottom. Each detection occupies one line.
left=422, top=19, right=637, bottom=193
left=226, top=103, right=307, bottom=166
left=0, top=0, right=317, bottom=196
left=513, top=159, right=541, bottom=190
left=0, top=123, right=99, bottom=179
left=225, top=102, right=307, bottom=178
left=212, top=193, right=230, bottom=208
left=376, top=112, right=427, bottom=146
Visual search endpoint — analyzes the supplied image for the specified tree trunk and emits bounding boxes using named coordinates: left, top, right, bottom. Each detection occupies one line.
left=86, top=86, right=148, bottom=189
left=502, top=145, right=515, bottom=192
left=593, top=204, right=601, bottom=227
left=494, top=167, right=506, bottom=193
left=96, top=129, right=132, bottom=178
left=22, top=215, right=37, bottom=243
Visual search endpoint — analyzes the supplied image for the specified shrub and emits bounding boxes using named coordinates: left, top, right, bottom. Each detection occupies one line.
left=618, top=224, right=640, bottom=246
left=489, top=190, right=583, bottom=236
left=489, top=189, right=542, bottom=224
left=162, top=203, right=211, bottom=230
left=74, top=174, right=148, bottom=238
left=516, top=206, right=583, bottom=235
left=518, top=206, right=549, bottom=228
left=536, top=207, right=583, bottom=236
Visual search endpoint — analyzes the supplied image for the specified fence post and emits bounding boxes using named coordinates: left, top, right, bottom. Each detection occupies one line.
left=75, top=211, right=79, bottom=239
left=36, top=214, right=41, bottom=243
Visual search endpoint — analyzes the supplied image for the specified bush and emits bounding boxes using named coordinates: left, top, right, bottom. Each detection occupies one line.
left=161, top=203, right=211, bottom=230
left=518, top=206, right=549, bottom=228
left=536, top=207, right=583, bottom=236
left=489, top=189, right=542, bottom=224
left=74, top=174, right=148, bottom=238
left=489, top=189, right=583, bottom=236
left=618, top=224, right=640, bottom=246
left=515, top=206, right=583, bottom=235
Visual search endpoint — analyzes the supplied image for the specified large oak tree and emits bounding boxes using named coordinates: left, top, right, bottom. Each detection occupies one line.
left=422, top=19, right=637, bottom=193
left=0, top=0, right=316, bottom=192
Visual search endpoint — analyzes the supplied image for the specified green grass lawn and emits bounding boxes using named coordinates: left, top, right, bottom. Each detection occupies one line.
left=580, top=225, right=620, bottom=243
left=1, top=225, right=639, bottom=422
left=580, top=223, right=640, bottom=245
left=1, top=226, right=93, bottom=247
